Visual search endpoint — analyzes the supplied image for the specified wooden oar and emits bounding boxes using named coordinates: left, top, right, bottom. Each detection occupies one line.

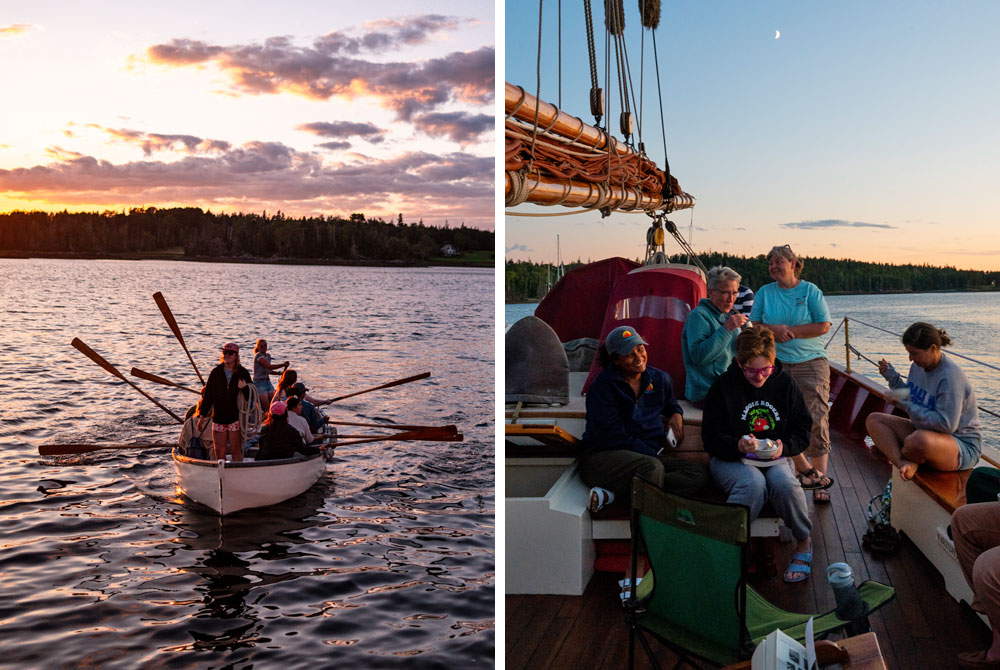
left=130, top=367, right=201, bottom=395
left=333, top=427, right=464, bottom=447
left=327, top=372, right=431, bottom=403
left=39, top=442, right=174, bottom=456
left=71, top=338, right=183, bottom=423
left=325, top=419, right=458, bottom=433
left=153, top=291, right=204, bottom=385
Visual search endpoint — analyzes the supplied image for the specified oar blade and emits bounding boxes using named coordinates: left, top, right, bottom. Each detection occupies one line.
left=71, top=337, right=126, bottom=380
left=130, top=367, right=200, bottom=394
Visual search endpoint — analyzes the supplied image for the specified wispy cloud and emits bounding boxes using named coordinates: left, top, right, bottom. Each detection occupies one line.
left=412, top=111, right=491, bottom=144
left=296, top=121, right=385, bottom=144
left=0, top=142, right=492, bottom=225
left=506, top=243, right=532, bottom=253
left=86, top=124, right=233, bottom=156
left=318, top=141, right=352, bottom=151
left=0, top=23, right=32, bottom=37
left=781, top=219, right=897, bottom=230
left=142, top=16, right=494, bottom=119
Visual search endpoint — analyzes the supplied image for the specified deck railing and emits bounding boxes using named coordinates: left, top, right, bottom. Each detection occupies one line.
left=826, top=316, right=1000, bottom=421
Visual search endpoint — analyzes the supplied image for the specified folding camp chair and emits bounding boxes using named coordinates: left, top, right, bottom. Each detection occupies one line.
left=625, top=477, right=895, bottom=669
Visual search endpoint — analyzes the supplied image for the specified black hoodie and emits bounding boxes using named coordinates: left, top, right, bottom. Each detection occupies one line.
left=701, top=359, right=812, bottom=462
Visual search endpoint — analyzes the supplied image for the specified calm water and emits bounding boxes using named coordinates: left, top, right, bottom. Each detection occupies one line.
left=506, top=291, right=1000, bottom=451
left=1, top=259, right=494, bottom=669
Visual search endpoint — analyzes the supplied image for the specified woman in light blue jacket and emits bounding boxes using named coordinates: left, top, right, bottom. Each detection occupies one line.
left=681, top=265, right=748, bottom=404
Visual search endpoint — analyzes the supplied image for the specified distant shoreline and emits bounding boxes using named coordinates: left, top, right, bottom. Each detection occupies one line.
left=0, top=250, right=493, bottom=269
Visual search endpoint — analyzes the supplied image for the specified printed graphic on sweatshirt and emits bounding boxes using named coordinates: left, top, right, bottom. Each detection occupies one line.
left=907, top=382, right=935, bottom=411
left=740, top=400, right=781, bottom=433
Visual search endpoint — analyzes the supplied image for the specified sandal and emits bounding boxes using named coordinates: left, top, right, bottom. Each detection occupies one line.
left=589, top=487, right=615, bottom=513
left=813, top=488, right=832, bottom=504
left=796, top=467, right=834, bottom=490
left=784, top=543, right=813, bottom=583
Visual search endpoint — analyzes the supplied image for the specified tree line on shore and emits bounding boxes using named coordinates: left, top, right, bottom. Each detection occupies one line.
left=506, top=251, right=1000, bottom=302
left=0, top=208, right=493, bottom=262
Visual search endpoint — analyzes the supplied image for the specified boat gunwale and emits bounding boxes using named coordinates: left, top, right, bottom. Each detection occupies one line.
left=171, top=449, right=325, bottom=469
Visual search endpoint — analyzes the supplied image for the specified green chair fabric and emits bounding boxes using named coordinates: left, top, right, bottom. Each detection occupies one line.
left=626, top=477, right=896, bottom=669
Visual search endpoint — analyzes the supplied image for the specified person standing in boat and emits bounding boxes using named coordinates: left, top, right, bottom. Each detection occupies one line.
left=197, top=342, right=252, bottom=462
left=252, top=339, right=288, bottom=411
left=581, top=325, right=707, bottom=512
left=681, top=265, right=748, bottom=405
left=702, top=326, right=816, bottom=583
left=750, top=244, right=835, bottom=503
left=866, top=322, right=981, bottom=481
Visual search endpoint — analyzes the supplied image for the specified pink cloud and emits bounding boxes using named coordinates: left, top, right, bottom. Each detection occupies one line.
left=0, top=142, right=493, bottom=228
left=144, top=18, right=494, bottom=119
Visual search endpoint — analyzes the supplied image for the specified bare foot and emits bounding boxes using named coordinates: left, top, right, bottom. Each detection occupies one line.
left=899, top=460, right=918, bottom=481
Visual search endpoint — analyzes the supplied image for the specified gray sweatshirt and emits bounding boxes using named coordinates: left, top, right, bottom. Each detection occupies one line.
left=881, top=353, right=982, bottom=446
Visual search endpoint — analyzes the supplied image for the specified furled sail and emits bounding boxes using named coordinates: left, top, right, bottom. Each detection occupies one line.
left=505, top=82, right=695, bottom=215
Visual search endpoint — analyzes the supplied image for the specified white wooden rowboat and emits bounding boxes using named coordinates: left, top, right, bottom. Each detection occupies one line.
left=172, top=450, right=327, bottom=515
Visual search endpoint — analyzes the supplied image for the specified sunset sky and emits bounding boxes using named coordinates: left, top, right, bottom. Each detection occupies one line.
left=0, top=2, right=494, bottom=228
left=505, top=1, right=1000, bottom=269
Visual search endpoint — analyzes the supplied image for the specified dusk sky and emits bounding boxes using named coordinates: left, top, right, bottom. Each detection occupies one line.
left=505, top=1, right=1000, bottom=270
left=0, top=2, right=494, bottom=228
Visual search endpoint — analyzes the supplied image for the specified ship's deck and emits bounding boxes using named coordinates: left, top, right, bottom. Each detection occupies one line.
left=505, top=431, right=992, bottom=669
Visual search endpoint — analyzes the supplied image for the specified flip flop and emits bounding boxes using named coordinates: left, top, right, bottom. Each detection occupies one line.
left=784, top=545, right=813, bottom=583
left=796, top=467, right=834, bottom=490
left=589, top=487, right=614, bottom=513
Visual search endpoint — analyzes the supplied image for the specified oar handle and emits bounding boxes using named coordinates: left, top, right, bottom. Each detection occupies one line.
left=130, top=367, right=200, bottom=395
left=153, top=292, right=205, bottom=385
left=328, top=372, right=431, bottom=403
left=71, top=338, right=183, bottom=423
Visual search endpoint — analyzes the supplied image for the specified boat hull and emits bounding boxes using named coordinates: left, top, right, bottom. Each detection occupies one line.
left=173, top=450, right=326, bottom=515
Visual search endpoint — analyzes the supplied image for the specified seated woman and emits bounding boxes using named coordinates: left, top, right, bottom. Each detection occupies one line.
left=681, top=265, right=748, bottom=404
left=256, top=401, right=319, bottom=461
left=866, top=322, right=982, bottom=481
left=178, top=400, right=213, bottom=459
left=580, top=325, right=707, bottom=512
left=702, top=326, right=815, bottom=583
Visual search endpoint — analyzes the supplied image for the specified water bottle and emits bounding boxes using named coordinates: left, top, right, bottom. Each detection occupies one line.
left=826, top=562, right=870, bottom=635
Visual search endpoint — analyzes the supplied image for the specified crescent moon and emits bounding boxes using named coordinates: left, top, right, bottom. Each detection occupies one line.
left=775, top=30, right=781, bottom=39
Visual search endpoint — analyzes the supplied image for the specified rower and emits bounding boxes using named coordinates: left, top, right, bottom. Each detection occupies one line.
left=286, top=396, right=316, bottom=444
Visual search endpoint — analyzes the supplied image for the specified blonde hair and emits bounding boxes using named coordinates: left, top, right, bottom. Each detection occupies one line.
left=735, top=325, right=776, bottom=365
left=767, top=244, right=804, bottom=277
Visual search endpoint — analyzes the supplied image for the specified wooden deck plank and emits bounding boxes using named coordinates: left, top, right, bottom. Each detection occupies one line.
left=505, top=435, right=992, bottom=669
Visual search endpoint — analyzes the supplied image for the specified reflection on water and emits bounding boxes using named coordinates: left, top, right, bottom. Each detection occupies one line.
left=1, top=259, right=494, bottom=668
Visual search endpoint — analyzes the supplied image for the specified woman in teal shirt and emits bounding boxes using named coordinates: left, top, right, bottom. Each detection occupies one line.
left=750, top=244, right=834, bottom=502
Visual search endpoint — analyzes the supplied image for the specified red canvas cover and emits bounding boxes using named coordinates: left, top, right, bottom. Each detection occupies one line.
left=534, top=257, right=640, bottom=343
left=583, top=266, right=707, bottom=398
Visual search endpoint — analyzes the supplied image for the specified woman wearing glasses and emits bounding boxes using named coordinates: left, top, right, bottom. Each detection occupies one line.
left=750, top=244, right=835, bottom=502
left=702, top=326, right=816, bottom=582
left=681, top=265, right=748, bottom=405
left=197, top=342, right=252, bottom=462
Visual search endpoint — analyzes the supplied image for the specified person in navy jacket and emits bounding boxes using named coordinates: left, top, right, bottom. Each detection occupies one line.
left=580, top=326, right=707, bottom=512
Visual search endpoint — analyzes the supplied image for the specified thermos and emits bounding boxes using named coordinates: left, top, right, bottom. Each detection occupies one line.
left=826, top=562, right=870, bottom=635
